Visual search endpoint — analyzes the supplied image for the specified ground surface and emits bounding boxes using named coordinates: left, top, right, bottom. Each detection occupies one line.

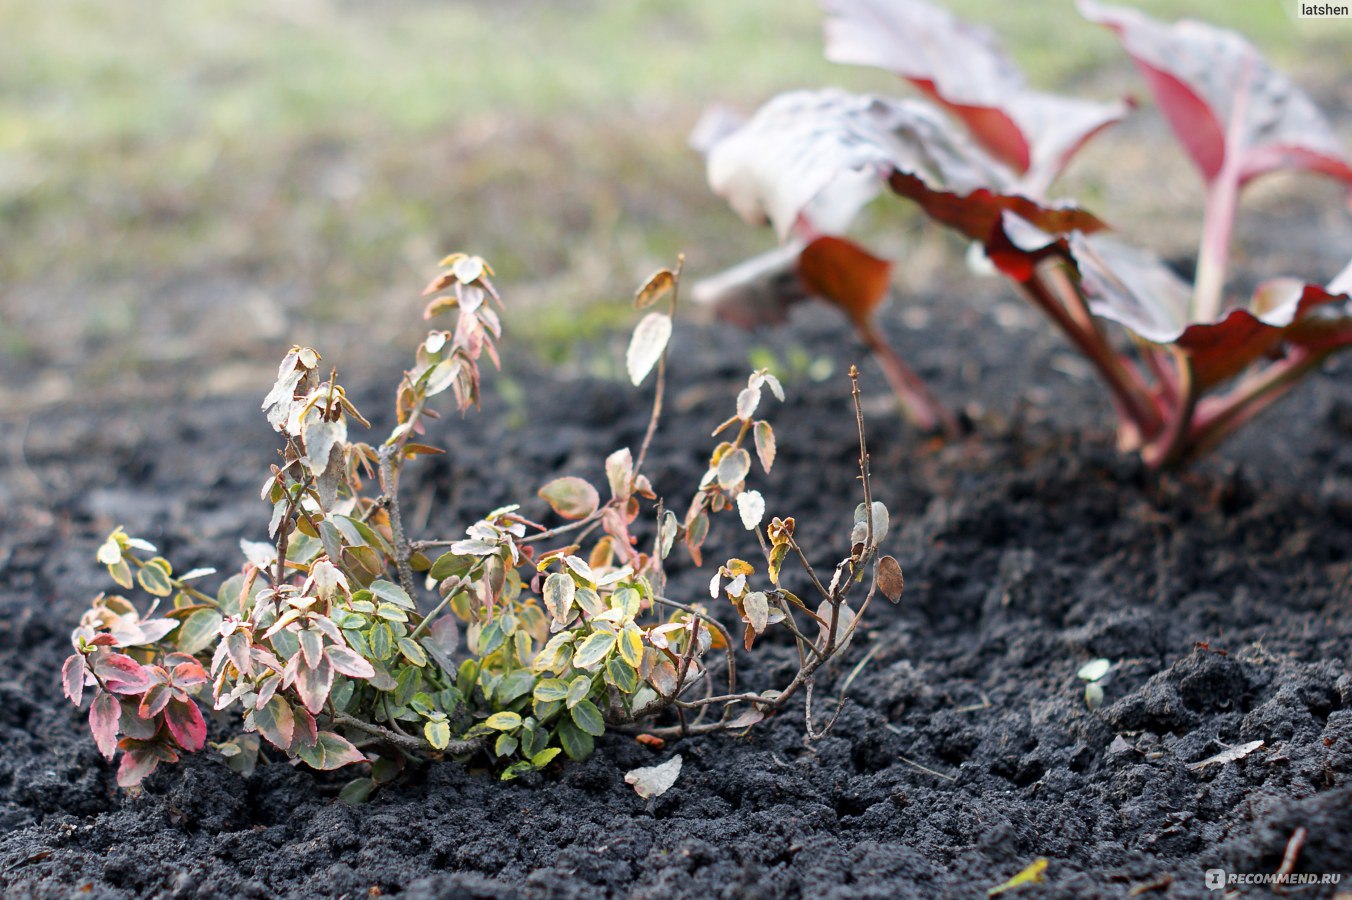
left=3, top=293, right=1352, bottom=897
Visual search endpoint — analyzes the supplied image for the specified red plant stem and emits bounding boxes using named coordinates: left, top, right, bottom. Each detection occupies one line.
left=1180, top=347, right=1328, bottom=463
left=1140, top=352, right=1198, bottom=470
left=1018, top=266, right=1164, bottom=443
left=854, top=317, right=961, bottom=439
left=1192, top=55, right=1253, bottom=323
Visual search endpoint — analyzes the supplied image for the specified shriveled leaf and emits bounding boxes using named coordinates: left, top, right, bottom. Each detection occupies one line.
left=1081, top=1, right=1352, bottom=188
left=626, top=312, right=672, bottom=387
left=988, top=858, right=1049, bottom=896
left=753, top=421, right=776, bottom=474
left=1189, top=739, right=1264, bottom=770
left=736, top=490, right=766, bottom=531
left=625, top=754, right=683, bottom=800
left=877, top=555, right=905, bottom=603
left=539, top=477, right=600, bottom=521
left=743, top=591, right=770, bottom=634
left=824, top=0, right=1130, bottom=193
left=635, top=268, right=676, bottom=309
left=89, top=691, right=121, bottom=759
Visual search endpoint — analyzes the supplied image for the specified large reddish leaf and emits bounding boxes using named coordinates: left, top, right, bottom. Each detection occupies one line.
left=824, top=0, right=1130, bottom=193
left=93, top=653, right=151, bottom=695
left=705, top=89, right=1104, bottom=249
left=1080, top=1, right=1352, bottom=188
left=796, top=236, right=894, bottom=325
left=1071, top=235, right=1352, bottom=389
left=707, top=89, right=1007, bottom=240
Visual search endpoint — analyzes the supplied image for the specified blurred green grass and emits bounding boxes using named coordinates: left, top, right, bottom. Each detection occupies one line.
left=0, top=0, right=1345, bottom=394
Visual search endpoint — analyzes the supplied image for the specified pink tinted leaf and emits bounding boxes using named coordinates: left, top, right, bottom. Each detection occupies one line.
left=94, top=653, right=151, bottom=695
left=253, top=694, right=295, bottom=751
left=754, top=421, right=776, bottom=474
left=118, top=700, right=160, bottom=739
left=164, top=698, right=207, bottom=752
left=297, top=731, right=366, bottom=771
left=89, top=691, right=121, bottom=759
left=538, top=477, right=600, bottom=521
left=138, top=683, right=172, bottom=719
left=225, top=630, right=252, bottom=678
left=295, top=656, right=335, bottom=715
left=325, top=645, right=376, bottom=680
left=1080, top=0, right=1352, bottom=187
left=62, top=655, right=86, bottom=706
left=116, top=746, right=162, bottom=788
left=293, top=705, right=318, bottom=750
left=169, top=660, right=208, bottom=691
left=824, top=0, right=1129, bottom=191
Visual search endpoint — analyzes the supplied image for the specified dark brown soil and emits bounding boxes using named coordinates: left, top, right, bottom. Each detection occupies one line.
left=2, top=283, right=1352, bottom=899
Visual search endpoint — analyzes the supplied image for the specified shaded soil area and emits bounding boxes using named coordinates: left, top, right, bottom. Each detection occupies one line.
left=2, top=295, right=1352, bottom=898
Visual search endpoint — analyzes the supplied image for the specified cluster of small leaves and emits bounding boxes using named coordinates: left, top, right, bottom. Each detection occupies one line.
left=697, top=0, right=1352, bottom=468
left=64, top=254, right=903, bottom=794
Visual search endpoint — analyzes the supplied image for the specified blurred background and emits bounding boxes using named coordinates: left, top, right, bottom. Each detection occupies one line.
left=1, top=0, right=1349, bottom=421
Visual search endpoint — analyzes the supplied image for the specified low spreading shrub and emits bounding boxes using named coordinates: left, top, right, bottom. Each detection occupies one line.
left=696, top=0, right=1352, bottom=468
left=63, top=256, right=903, bottom=792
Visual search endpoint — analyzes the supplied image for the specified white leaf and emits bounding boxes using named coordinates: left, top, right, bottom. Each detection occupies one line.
left=1188, top=740, right=1264, bottom=770
left=736, top=490, right=765, bottom=531
left=625, top=754, right=683, bottom=800
left=626, top=312, right=672, bottom=386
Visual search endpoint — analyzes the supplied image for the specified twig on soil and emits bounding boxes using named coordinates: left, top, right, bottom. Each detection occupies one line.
left=896, top=752, right=958, bottom=782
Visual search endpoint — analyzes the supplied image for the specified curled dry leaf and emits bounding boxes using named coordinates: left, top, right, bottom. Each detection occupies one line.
left=625, top=754, right=683, bottom=800
left=877, top=555, right=904, bottom=603
left=634, top=268, right=676, bottom=309
left=1188, top=740, right=1264, bottom=770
